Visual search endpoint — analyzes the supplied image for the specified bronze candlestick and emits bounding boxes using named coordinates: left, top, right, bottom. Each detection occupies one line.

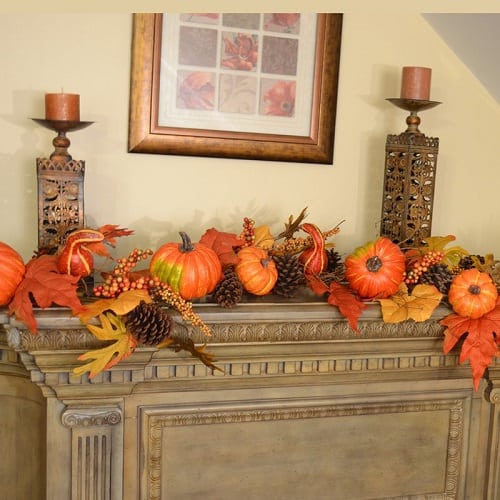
left=32, top=118, right=93, bottom=252
left=380, top=98, right=441, bottom=247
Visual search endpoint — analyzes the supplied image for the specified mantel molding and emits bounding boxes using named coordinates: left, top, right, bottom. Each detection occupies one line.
left=2, top=300, right=499, bottom=400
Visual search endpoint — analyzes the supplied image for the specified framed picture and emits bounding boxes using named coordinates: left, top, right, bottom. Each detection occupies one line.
left=128, top=13, right=343, bottom=164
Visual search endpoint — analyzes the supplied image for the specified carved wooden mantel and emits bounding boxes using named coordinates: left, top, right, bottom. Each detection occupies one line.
left=2, top=300, right=500, bottom=500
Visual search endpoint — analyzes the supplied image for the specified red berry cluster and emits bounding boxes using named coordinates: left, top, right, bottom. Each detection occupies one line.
left=404, top=250, right=445, bottom=285
left=93, top=248, right=153, bottom=298
left=240, top=217, right=255, bottom=247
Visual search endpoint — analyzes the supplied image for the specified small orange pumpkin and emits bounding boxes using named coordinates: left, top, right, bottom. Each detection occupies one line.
left=149, top=232, right=222, bottom=300
left=0, top=241, right=25, bottom=306
left=345, top=237, right=405, bottom=299
left=235, top=246, right=278, bottom=296
left=448, top=269, right=498, bottom=319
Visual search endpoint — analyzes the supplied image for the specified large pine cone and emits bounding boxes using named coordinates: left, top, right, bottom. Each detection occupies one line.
left=124, top=301, right=172, bottom=346
left=272, top=253, right=305, bottom=297
left=213, top=266, right=243, bottom=307
left=420, top=263, right=454, bottom=294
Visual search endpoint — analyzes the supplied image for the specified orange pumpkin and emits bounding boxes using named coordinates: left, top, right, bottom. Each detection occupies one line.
left=0, top=241, right=25, bottom=306
left=345, top=237, right=405, bottom=299
left=448, top=269, right=498, bottom=319
left=235, top=246, right=278, bottom=296
left=149, top=232, right=222, bottom=300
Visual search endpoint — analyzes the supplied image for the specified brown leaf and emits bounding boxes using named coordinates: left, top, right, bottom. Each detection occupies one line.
left=8, top=255, right=84, bottom=333
left=168, top=335, right=224, bottom=373
left=277, top=207, right=308, bottom=239
left=378, top=283, right=443, bottom=323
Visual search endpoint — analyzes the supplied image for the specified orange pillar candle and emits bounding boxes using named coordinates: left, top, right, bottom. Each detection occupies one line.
left=45, top=93, right=80, bottom=121
left=400, top=67, right=432, bottom=101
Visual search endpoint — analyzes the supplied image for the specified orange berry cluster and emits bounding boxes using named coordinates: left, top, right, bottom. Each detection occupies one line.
left=271, top=236, right=314, bottom=256
left=404, top=250, right=445, bottom=285
left=148, top=278, right=212, bottom=337
left=93, top=248, right=153, bottom=298
left=239, top=217, right=255, bottom=247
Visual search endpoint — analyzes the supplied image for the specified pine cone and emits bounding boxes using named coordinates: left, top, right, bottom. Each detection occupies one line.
left=272, top=253, right=305, bottom=297
left=457, top=255, right=475, bottom=271
left=322, top=248, right=346, bottom=284
left=326, top=248, right=342, bottom=272
left=124, top=301, right=172, bottom=346
left=420, top=263, right=454, bottom=294
left=213, top=266, right=243, bottom=308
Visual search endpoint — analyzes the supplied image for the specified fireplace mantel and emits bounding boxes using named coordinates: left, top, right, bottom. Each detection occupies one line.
left=2, top=300, right=500, bottom=499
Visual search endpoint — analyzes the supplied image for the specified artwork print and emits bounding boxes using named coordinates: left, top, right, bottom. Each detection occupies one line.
left=158, top=13, right=316, bottom=136
left=128, top=13, right=343, bottom=163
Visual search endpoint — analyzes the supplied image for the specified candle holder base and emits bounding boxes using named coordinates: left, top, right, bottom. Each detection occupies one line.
left=385, top=99, right=441, bottom=134
left=31, top=118, right=93, bottom=162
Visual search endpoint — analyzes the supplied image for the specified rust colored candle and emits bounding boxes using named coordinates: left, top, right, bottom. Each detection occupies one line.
left=45, top=93, right=80, bottom=121
left=400, top=67, right=432, bottom=101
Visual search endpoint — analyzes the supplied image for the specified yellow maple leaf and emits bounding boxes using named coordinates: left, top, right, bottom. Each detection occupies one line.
left=421, top=235, right=469, bottom=269
left=78, top=289, right=152, bottom=324
left=74, top=312, right=137, bottom=378
left=253, top=224, right=275, bottom=249
left=378, top=283, right=443, bottom=323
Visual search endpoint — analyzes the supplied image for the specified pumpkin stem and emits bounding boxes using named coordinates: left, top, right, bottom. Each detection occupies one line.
left=468, top=284, right=481, bottom=295
left=366, top=255, right=382, bottom=273
left=179, top=231, right=194, bottom=253
left=261, top=258, right=270, bottom=268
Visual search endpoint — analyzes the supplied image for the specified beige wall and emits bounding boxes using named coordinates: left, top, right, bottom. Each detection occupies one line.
left=0, top=12, right=499, bottom=263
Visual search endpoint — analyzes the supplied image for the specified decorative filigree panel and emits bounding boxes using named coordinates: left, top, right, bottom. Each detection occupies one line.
left=381, top=132, right=439, bottom=246
left=37, top=157, right=85, bottom=251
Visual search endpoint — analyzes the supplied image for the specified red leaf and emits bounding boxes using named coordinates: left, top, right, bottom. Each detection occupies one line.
left=8, top=255, right=85, bottom=333
left=96, top=224, right=134, bottom=245
left=327, top=281, right=366, bottom=332
left=199, top=228, right=244, bottom=267
left=307, top=275, right=366, bottom=332
left=85, top=225, right=134, bottom=257
left=440, top=298, right=500, bottom=390
left=440, top=314, right=472, bottom=353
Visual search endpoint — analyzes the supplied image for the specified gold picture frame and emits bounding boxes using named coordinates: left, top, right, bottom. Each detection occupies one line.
left=128, top=13, right=343, bottom=164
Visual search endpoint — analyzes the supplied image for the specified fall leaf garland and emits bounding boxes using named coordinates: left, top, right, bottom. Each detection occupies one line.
left=2, top=212, right=500, bottom=389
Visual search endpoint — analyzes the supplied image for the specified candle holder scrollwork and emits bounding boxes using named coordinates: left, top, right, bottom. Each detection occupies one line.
left=32, top=118, right=93, bottom=252
left=380, top=98, right=441, bottom=247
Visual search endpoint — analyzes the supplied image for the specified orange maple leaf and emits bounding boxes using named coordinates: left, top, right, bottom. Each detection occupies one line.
left=85, top=225, right=134, bottom=257
left=440, top=297, right=500, bottom=390
left=199, top=227, right=244, bottom=267
left=8, top=255, right=85, bottom=333
left=307, top=275, right=366, bottom=332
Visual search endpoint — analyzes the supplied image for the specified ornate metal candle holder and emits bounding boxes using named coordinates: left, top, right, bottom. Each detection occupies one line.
left=32, top=119, right=93, bottom=252
left=380, top=98, right=441, bottom=247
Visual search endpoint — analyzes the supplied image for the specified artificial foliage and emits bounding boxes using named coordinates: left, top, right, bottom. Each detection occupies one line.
left=1, top=208, right=500, bottom=390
